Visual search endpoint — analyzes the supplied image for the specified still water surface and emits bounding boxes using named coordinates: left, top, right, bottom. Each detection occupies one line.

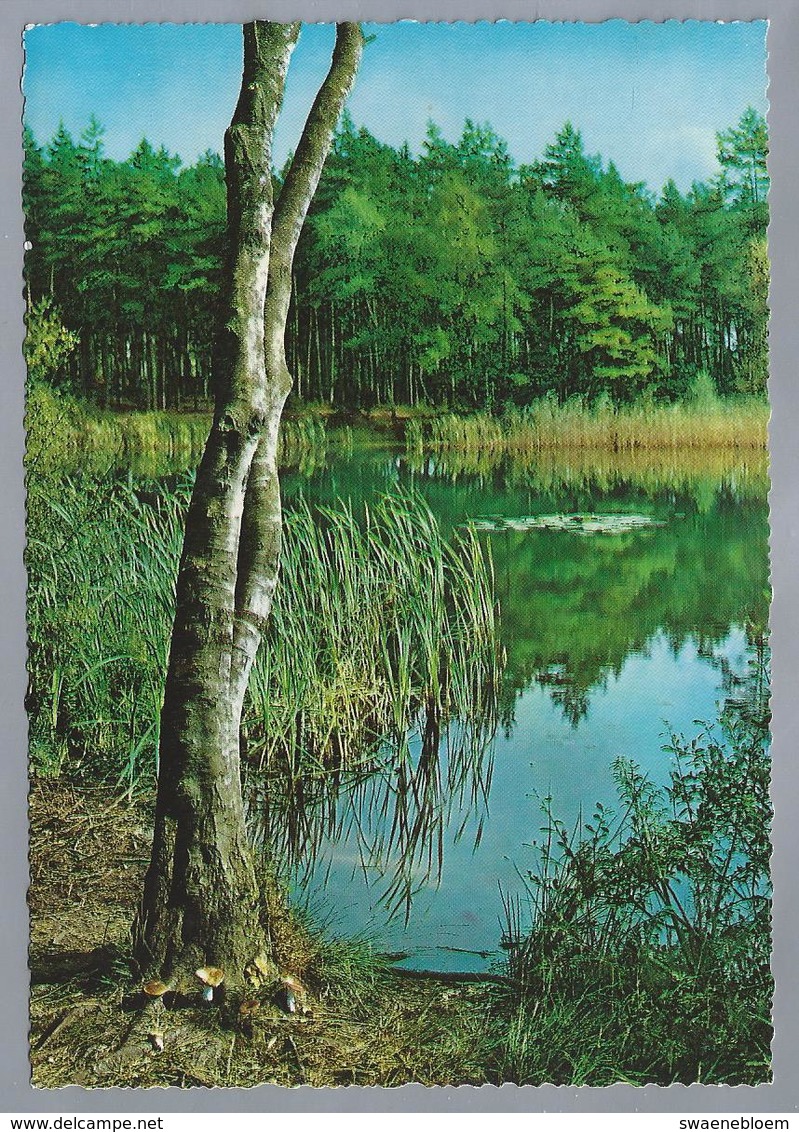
left=272, top=438, right=770, bottom=971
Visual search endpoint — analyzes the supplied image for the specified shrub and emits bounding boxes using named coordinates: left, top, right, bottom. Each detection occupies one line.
left=498, top=705, right=772, bottom=1085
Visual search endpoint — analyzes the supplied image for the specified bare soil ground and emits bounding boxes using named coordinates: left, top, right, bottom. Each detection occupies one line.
left=29, top=780, right=501, bottom=1089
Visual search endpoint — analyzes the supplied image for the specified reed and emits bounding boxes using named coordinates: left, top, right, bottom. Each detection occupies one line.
left=249, top=495, right=497, bottom=766
left=405, top=444, right=770, bottom=505
left=25, top=383, right=336, bottom=477
left=406, top=394, right=769, bottom=460
left=26, top=474, right=502, bottom=804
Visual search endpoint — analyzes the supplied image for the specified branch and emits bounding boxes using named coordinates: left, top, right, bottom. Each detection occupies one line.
left=229, top=22, right=363, bottom=713
left=230, top=434, right=282, bottom=702
left=216, top=21, right=300, bottom=411
left=264, top=21, right=364, bottom=369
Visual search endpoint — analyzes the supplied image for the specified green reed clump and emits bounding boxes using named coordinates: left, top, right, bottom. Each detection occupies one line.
left=26, top=473, right=188, bottom=787
left=494, top=711, right=772, bottom=1086
left=409, top=394, right=768, bottom=459
left=27, top=469, right=501, bottom=794
left=246, top=492, right=500, bottom=776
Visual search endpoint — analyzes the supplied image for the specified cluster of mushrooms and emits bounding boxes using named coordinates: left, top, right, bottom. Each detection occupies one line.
left=140, top=966, right=308, bottom=1052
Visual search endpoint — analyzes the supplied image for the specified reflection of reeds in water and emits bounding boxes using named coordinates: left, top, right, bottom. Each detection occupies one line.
left=405, top=443, right=769, bottom=503
left=278, top=417, right=344, bottom=475
left=246, top=494, right=501, bottom=918
left=25, top=383, right=340, bottom=478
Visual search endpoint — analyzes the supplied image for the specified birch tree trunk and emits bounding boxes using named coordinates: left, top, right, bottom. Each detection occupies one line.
left=136, top=21, right=363, bottom=991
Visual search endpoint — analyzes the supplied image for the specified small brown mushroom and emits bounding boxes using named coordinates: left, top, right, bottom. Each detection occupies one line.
left=195, top=966, right=225, bottom=1003
left=143, top=979, right=170, bottom=999
left=142, top=979, right=171, bottom=1014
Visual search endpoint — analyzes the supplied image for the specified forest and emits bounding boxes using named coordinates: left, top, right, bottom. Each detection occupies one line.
left=23, top=106, right=768, bottom=414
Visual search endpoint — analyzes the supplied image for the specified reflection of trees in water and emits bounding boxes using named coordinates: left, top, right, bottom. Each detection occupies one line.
left=713, top=627, right=770, bottom=731
left=532, top=663, right=597, bottom=728
left=247, top=696, right=496, bottom=923
left=337, top=447, right=768, bottom=729
left=492, top=492, right=768, bottom=727
left=268, top=445, right=769, bottom=905
left=548, top=680, right=591, bottom=729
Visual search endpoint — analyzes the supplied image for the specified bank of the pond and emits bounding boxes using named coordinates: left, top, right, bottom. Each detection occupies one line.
left=29, top=779, right=500, bottom=1088
left=26, top=386, right=768, bottom=478
left=26, top=383, right=328, bottom=476
left=30, top=709, right=771, bottom=1088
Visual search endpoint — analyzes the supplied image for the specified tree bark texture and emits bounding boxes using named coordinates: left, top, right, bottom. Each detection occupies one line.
left=137, top=21, right=363, bottom=991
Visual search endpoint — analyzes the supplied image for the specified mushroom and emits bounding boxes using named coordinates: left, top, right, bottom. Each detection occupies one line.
left=142, top=980, right=170, bottom=1015
left=143, top=979, right=170, bottom=1000
left=195, top=966, right=225, bottom=1003
left=278, top=974, right=307, bottom=1014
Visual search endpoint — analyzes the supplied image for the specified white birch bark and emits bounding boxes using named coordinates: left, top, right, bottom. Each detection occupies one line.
left=138, top=21, right=363, bottom=990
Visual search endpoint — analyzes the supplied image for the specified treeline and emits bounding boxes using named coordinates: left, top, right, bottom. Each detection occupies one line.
left=22, top=108, right=768, bottom=412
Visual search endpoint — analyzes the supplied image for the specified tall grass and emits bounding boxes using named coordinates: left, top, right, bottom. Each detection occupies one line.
left=406, top=393, right=769, bottom=459
left=248, top=495, right=498, bottom=772
left=26, top=475, right=187, bottom=787
left=245, top=495, right=500, bottom=914
left=494, top=690, right=772, bottom=1085
left=26, top=474, right=502, bottom=810
left=26, top=383, right=336, bottom=477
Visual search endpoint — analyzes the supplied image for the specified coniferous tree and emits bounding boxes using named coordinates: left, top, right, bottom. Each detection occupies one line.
left=23, top=107, right=769, bottom=413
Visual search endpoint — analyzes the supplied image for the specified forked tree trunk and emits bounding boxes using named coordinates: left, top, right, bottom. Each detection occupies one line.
left=136, top=21, right=363, bottom=991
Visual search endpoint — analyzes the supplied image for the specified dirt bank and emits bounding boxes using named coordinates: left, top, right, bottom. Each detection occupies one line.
left=29, top=780, right=501, bottom=1089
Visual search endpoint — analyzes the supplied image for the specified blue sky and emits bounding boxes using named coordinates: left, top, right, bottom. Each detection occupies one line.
left=23, top=19, right=768, bottom=194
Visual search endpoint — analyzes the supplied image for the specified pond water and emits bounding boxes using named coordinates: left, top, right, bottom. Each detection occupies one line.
left=272, top=436, right=770, bottom=972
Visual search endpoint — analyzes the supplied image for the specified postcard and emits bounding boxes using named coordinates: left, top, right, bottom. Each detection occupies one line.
left=20, top=14, right=776, bottom=1091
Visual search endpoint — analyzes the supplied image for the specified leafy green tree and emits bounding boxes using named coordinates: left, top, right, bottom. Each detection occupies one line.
left=530, top=121, right=602, bottom=214
left=23, top=296, right=78, bottom=386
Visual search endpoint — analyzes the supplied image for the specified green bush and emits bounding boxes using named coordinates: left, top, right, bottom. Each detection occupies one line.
left=497, top=706, right=772, bottom=1085
left=23, top=297, right=79, bottom=387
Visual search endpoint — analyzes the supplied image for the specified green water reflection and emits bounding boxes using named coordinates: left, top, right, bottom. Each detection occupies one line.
left=271, top=441, right=770, bottom=967
left=283, top=442, right=769, bottom=725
